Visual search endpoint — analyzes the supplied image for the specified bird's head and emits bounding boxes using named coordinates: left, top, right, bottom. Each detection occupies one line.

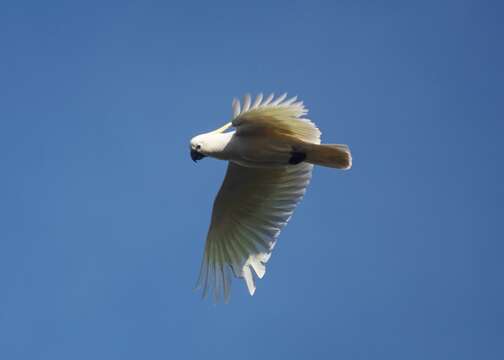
left=190, top=134, right=208, bottom=162
left=190, top=130, right=234, bottom=162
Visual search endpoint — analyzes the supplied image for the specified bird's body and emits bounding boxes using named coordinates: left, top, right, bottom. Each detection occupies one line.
left=190, top=93, right=351, bottom=302
left=196, top=130, right=301, bottom=168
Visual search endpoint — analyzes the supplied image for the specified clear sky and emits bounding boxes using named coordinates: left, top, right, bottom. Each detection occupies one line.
left=1, top=0, right=503, bottom=359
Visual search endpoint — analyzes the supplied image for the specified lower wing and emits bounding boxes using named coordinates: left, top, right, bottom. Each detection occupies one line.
left=197, top=161, right=313, bottom=302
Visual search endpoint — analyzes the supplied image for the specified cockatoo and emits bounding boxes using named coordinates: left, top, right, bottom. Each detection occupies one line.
left=190, top=93, right=351, bottom=302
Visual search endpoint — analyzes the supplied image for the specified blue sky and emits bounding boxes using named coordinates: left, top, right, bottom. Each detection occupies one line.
left=1, top=0, right=503, bottom=359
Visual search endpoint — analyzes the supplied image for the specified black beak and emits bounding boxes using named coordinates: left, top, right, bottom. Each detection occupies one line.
left=191, top=149, right=206, bottom=162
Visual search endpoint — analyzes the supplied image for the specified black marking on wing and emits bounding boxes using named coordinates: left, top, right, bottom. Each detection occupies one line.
left=289, top=149, right=306, bottom=165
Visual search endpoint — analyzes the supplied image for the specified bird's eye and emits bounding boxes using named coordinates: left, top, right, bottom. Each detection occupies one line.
left=196, top=145, right=201, bottom=150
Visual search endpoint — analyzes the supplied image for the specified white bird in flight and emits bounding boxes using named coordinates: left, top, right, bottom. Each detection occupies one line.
left=190, top=93, right=352, bottom=302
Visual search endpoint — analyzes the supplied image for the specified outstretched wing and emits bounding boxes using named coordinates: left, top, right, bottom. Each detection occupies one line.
left=196, top=161, right=313, bottom=302
left=231, top=93, right=321, bottom=144
left=207, top=93, right=321, bottom=144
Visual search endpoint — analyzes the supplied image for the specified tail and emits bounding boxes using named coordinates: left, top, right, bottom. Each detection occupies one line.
left=302, top=143, right=352, bottom=169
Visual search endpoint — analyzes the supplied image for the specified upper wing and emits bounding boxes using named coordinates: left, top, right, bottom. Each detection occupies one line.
left=196, top=161, right=314, bottom=302
left=205, top=93, right=321, bottom=144
left=231, top=93, right=321, bottom=144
